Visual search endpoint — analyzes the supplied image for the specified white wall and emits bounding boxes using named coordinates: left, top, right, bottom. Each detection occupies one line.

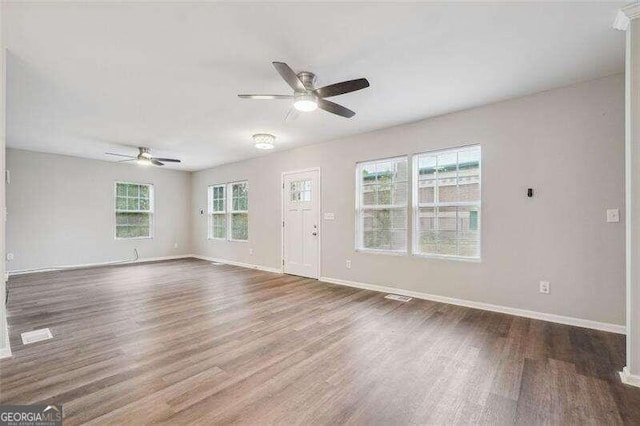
left=6, top=149, right=191, bottom=272
left=191, top=74, right=626, bottom=326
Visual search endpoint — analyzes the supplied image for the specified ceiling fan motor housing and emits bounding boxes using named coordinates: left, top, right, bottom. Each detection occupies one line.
left=296, top=72, right=317, bottom=91
left=138, top=147, right=152, bottom=159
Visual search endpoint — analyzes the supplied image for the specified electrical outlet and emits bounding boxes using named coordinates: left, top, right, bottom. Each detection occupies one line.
left=249, top=248, right=254, bottom=255
left=539, top=281, right=550, bottom=294
left=346, top=260, right=351, bottom=269
left=607, top=209, right=620, bottom=223
left=6, top=253, right=13, bottom=261
left=174, top=243, right=178, bottom=249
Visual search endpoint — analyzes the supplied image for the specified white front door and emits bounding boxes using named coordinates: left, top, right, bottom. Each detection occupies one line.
left=283, top=169, right=320, bottom=279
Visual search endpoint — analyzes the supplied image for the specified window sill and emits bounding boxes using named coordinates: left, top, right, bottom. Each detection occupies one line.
left=115, top=236, right=153, bottom=240
left=411, top=253, right=481, bottom=263
left=228, top=239, right=249, bottom=243
left=355, top=248, right=407, bottom=257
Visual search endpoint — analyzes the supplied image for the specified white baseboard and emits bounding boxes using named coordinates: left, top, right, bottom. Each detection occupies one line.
left=7, top=254, right=194, bottom=277
left=319, top=276, right=626, bottom=335
left=191, top=255, right=283, bottom=274
left=619, top=367, right=640, bottom=387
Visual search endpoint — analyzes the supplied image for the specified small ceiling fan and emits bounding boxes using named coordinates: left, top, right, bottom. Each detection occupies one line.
left=105, top=147, right=181, bottom=166
left=238, top=62, right=369, bottom=119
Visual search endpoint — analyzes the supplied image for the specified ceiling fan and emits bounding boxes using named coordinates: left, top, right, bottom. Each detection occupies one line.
left=105, top=147, right=181, bottom=166
left=238, top=62, right=369, bottom=119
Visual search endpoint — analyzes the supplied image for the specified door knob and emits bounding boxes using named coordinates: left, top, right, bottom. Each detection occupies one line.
left=312, top=232, right=318, bottom=236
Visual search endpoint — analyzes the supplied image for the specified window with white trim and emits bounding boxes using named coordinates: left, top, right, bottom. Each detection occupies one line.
left=413, top=145, right=481, bottom=259
left=356, top=156, right=408, bottom=253
left=115, top=182, right=154, bottom=239
left=208, top=185, right=226, bottom=239
left=207, top=181, right=248, bottom=241
left=230, top=181, right=248, bottom=241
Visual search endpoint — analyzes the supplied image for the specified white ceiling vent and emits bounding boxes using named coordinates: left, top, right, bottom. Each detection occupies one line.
left=21, top=328, right=53, bottom=345
left=385, top=294, right=412, bottom=302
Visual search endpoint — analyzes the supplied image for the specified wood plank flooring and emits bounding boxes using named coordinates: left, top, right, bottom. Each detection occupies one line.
left=1, top=258, right=639, bottom=424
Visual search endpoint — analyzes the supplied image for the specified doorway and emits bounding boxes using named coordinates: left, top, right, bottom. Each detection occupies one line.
left=282, top=168, right=321, bottom=279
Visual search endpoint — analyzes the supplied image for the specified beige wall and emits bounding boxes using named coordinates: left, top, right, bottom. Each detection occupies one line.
left=191, top=74, right=626, bottom=326
left=1, top=4, right=8, bottom=355
left=6, top=149, right=191, bottom=272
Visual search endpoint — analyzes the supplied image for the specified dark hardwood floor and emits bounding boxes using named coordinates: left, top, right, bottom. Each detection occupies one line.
left=1, top=258, right=639, bottom=424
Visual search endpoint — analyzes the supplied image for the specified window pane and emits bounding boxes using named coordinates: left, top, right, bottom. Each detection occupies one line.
left=127, top=184, right=139, bottom=198
left=211, top=214, right=226, bottom=239
left=116, top=197, right=127, bottom=210
left=116, top=226, right=128, bottom=238
left=361, top=207, right=406, bottom=251
left=458, top=206, right=480, bottom=257
left=140, top=198, right=150, bottom=211
left=127, top=197, right=138, bottom=210
left=140, top=185, right=149, bottom=198
left=417, top=207, right=437, bottom=253
left=231, top=213, right=248, bottom=240
left=117, top=184, right=127, bottom=196
left=418, top=180, right=435, bottom=204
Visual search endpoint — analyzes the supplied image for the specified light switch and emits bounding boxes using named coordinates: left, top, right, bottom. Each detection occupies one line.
left=324, top=212, right=335, bottom=220
left=607, top=209, right=620, bottom=223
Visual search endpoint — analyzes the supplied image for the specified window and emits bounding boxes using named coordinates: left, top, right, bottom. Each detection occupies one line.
left=413, top=145, right=481, bottom=259
left=230, top=181, right=248, bottom=241
left=115, top=182, right=154, bottom=239
left=356, top=156, right=408, bottom=253
left=290, top=180, right=311, bottom=202
left=207, top=181, right=248, bottom=241
left=208, top=185, right=226, bottom=239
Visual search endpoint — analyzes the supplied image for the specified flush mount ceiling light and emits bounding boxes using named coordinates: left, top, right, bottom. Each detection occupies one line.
left=253, top=133, right=275, bottom=150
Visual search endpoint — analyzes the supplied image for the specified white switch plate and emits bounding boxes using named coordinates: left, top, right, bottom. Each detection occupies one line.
left=606, top=209, right=620, bottom=223
left=249, top=248, right=254, bottom=255
left=6, top=253, right=13, bottom=261
left=324, top=213, right=335, bottom=220
left=539, top=281, right=550, bottom=294
left=346, top=260, right=351, bottom=269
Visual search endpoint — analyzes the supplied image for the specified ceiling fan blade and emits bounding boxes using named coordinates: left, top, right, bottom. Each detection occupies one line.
left=284, top=105, right=300, bottom=122
left=317, top=98, right=356, bottom=118
left=152, top=158, right=181, bottom=163
left=314, top=78, right=370, bottom=98
left=238, top=94, right=294, bottom=99
left=106, top=152, right=136, bottom=158
left=118, top=159, right=137, bottom=163
left=272, top=62, right=306, bottom=92
left=151, top=159, right=165, bottom=166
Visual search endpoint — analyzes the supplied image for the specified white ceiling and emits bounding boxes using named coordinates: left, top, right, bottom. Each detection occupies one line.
left=4, top=2, right=627, bottom=171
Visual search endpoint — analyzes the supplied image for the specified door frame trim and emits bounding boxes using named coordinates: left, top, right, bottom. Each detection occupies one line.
left=281, top=167, right=322, bottom=278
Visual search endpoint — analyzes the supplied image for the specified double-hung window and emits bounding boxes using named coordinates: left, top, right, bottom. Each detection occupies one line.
left=356, top=156, right=408, bottom=253
left=115, top=182, right=154, bottom=239
left=208, top=185, right=227, bottom=239
left=413, top=145, right=481, bottom=259
left=207, top=181, right=248, bottom=241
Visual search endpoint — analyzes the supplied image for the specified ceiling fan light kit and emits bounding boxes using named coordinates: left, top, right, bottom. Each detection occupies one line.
left=294, top=92, right=318, bottom=112
left=253, top=133, right=276, bottom=150
left=238, top=62, right=369, bottom=119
